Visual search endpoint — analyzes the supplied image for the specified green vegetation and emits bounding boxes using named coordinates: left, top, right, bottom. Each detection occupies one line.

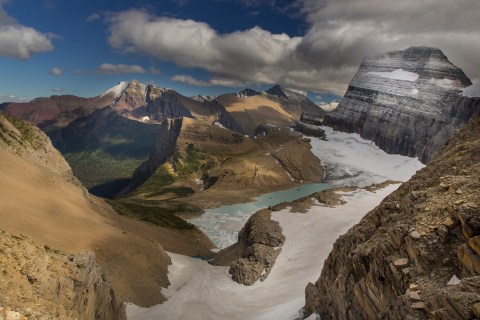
left=175, top=143, right=216, bottom=180
left=0, top=111, right=44, bottom=149
left=64, top=151, right=144, bottom=190
left=106, top=198, right=201, bottom=229
left=145, top=186, right=195, bottom=199
left=134, top=164, right=175, bottom=195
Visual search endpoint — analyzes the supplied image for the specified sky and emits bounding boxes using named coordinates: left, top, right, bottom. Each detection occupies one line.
left=0, top=0, right=479, bottom=104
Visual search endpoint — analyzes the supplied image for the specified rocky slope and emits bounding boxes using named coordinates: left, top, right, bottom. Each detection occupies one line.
left=211, top=209, right=285, bottom=285
left=318, top=46, right=480, bottom=163
left=305, top=108, right=480, bottom=319
left=0, top=111, right=213, bottom=307
left=0, top=232, right=124, bottom=320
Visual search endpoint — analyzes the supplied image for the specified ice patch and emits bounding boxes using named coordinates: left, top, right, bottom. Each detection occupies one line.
left=214, top=121, right=226, bottom=129
left=461, top=83, right=480, bottom=97
left=367, top=68, right=419, bottom=82
left=430, top=78, right=463, bottom=89
left=447, top=274, right=461, bottom=286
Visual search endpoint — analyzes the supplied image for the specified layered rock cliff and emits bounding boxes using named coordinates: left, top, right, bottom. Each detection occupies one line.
left=319, top=46, right=480, bottom=163
left=0, top=232, right=125, bottom=320
left=305, top=109, right=480, bottom=319
left=211, top=209, right=285, bottom=285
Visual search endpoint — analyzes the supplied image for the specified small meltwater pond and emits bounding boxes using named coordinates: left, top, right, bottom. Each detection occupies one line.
left=189, top=182, right=331, bottom=249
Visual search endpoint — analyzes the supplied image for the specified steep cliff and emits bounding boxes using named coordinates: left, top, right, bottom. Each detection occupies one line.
left=118, top=117, right=183, bottom=196
left=0, top=232, right=124, bottom=320
left=320, top=46, right=480, bottom=163
left=305, top=109, right=480, bottom=319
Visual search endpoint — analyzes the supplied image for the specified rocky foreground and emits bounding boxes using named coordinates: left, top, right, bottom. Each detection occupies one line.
left=0, top=231, right=124, bottom=320
left=305, top=110, right=480, bottom=318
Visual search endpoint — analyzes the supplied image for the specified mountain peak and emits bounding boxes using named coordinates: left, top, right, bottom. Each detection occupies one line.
left=265, top=84, right=288, bottom=98
left=101, top=81, right=129, bottom=99
left=235, top=88, right=260, bottom=98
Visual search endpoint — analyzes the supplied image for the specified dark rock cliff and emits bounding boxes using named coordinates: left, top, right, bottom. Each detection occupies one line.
left=305, top=110, right=480, bottom=319
left=320, top=46, right=480, bottom=163
left=117, top=117, right=183, bottom=196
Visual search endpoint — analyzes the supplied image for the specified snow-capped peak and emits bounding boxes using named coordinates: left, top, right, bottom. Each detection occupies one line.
left=461, top=83, right=480, bottom=98
left=101, top=81, right=129, bottom=98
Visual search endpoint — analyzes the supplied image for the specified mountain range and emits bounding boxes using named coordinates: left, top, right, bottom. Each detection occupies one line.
left=1, top=46, right=480, bottom=319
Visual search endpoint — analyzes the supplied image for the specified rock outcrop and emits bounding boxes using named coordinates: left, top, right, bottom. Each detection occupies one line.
left=117, top=117, right=183, bottom=196
left=319, top=46, right=480, bottom=163
left=211, top=209, right=285, bottom=285
left=0, top=232, right=125, bottom=320
left=305, top=110, right=480, bottom=319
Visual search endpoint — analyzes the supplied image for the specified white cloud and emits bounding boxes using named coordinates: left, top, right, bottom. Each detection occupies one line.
left=0, top=92, right=31, bottom=103
left=105, top=3, right=480, bottom=95
left=86, top=12, right=101, bottom=22
left=94, top=63, right=146, bottom=75
left=0, top=3, right=54, bottom=59
left=51, top=88, right=65, bottom=92
left=49, top=67, right=64, bottom=76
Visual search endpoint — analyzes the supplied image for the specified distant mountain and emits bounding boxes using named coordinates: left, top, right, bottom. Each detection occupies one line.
left=2, top=80, right=324, bottom=199
left=215, top=84, right=322, bottom=135
left=316, top=46, right=480, bottom=163
left=0, top=94, right=113, bottom=131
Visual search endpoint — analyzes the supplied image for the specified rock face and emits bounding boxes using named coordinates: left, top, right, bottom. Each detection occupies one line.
left=117, top=117, right=183, bottom=196
left=0, top=232, right=125, bottom=320
left=292, top=112, right=326, bottom=140
left=211, top=209, right=285, bottom=285
left=320, top=46, right=480, bottom=163
left=305, top=111, right=480, bottom=319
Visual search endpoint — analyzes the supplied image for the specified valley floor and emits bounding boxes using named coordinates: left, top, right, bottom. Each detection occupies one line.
left=126, top=127, right=425, bottom=319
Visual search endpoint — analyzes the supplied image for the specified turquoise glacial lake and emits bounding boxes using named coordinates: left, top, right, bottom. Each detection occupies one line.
left=189, top=182, right=331, bottom=248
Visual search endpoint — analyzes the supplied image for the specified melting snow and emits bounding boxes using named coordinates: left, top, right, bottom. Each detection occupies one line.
left=367, top=68, right=419, bottom=82
left=462, top=83, right=480, bottom=97
left=101, top=81, right=128, bottom=98
left=127, top=186, right=401, bottom=320
left=309, top=126, right=424, bottom=187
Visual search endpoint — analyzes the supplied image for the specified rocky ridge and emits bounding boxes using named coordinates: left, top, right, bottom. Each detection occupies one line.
left=211, top=209, right=285, bottom=285
left=318, top=46, right=480, bottom=163
left=305, top=109, right=480, bottom=319
left=0, top=232, right=125, bottom=320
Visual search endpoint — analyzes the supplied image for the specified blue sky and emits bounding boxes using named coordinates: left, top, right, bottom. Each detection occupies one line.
left=1, top=0, right=479, bottom=104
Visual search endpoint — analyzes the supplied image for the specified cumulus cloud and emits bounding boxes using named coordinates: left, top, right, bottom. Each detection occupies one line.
left=49, top=67, right=64, bottom=76
left=94, top=63, right=146, bottom=75
left=106, top=3, right=480, bottom=94
left=0, top=2, right=54, bottom=59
